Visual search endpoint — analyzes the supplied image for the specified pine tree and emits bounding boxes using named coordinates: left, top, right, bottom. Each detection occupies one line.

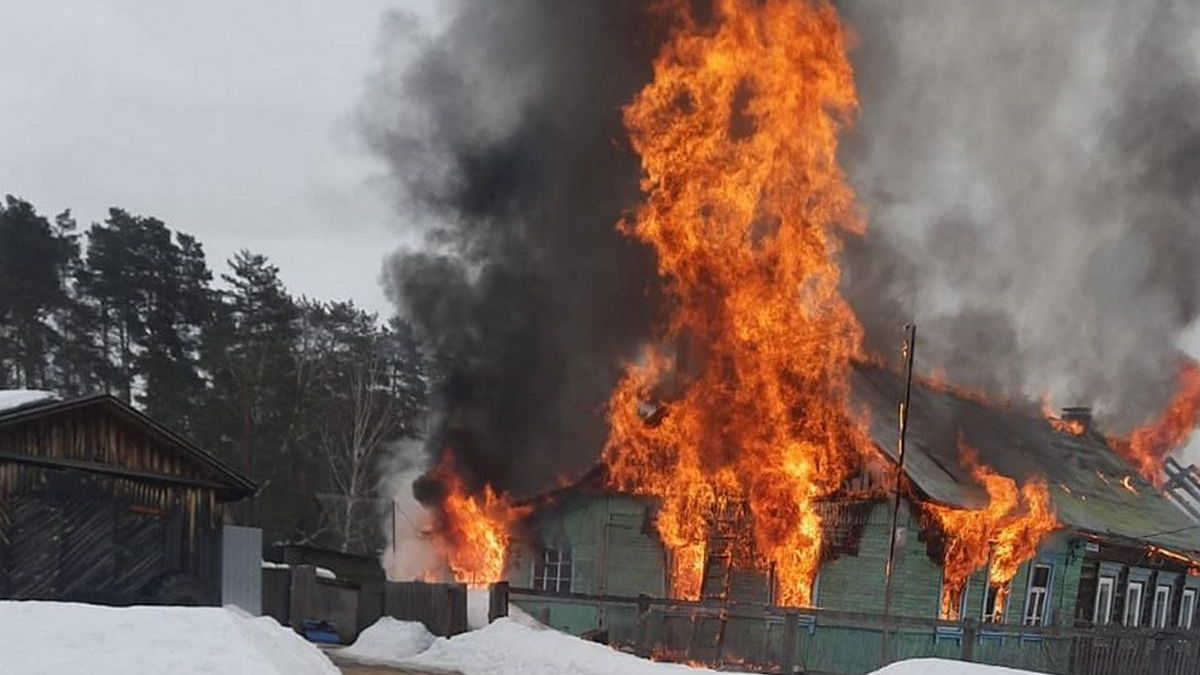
left=0, top=196, right=78, bottom=388
left=79, top=209, right=214, bottom=432
left=202, top=251, right=304, bottom=542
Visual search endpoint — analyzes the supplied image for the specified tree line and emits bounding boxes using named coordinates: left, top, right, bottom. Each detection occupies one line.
left=0, top=195, right=428, bottom=553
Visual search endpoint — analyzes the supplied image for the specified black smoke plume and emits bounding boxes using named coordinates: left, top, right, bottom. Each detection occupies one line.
left=361, top=2, right=663, bottom=496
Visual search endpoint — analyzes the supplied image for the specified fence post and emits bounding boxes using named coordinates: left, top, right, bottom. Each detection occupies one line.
left=488, top=581, right=510, bottom=623
left=1150, top=632, right=1167, bottom=675
left=961, top=622, right=976, bottom=663
left=781, top=612, right=799, bottom=674
left=288, top=565, right=317, bottom=631
left=635, top=595, right=652, bottom=657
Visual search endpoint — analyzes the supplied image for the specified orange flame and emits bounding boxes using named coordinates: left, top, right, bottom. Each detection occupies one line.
left=919, top=369, right=998, bottom=408
left=1112, top=360, right=1200, bottom=486
left=1041, top=397, right=1086, bottom=437
left=602, top=0, right=869, bottom=607
left=925, top=439, right=1059, bottom=621
left=429, top=453, right=530, bottom=586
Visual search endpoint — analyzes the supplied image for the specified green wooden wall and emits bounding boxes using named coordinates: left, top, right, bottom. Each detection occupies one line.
left=507, top=494, right=1085, bottom=651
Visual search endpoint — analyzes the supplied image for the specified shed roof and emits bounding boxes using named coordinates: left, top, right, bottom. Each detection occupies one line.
left=851, top=363, right=1200, bottom=554
left=0, top=394, right=257, bottom=500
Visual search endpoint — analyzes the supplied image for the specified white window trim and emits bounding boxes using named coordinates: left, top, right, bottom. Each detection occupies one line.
left=1022, top=563, right=1053, bottom=627
left=1152, top=584, right=1172, bottom=629
left=1126, top=581, right=1145, bottom=627
left=1180, top=588, right=1196, bottom=630
left=1095, top=577, right=1115, bottom=625
left=530, top=547, right=572, bottom=593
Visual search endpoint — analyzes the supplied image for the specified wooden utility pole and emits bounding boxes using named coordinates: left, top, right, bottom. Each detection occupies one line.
left=880, top=324, right=917, bottom=666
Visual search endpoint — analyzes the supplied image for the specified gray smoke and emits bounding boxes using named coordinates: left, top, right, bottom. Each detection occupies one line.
left=363, top=0, right=1200, bottom=496
left=839, top=0, right=1200, bottom=430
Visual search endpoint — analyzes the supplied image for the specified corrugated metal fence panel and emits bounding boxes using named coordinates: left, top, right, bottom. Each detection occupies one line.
left=221, top=525, right=262, bottom=615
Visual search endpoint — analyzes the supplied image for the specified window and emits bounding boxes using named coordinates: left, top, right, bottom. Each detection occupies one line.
left=531, top=547, right=572, bottom=592
left=1181, top=589, right=1197, bottom=630
left=1125, top=581, right=1145, bottom=627
left=939, top=576, right=969, bottom=621
left=1151, top=584, right=1172, bottom=629
left=1023, top=564, right=1052, bottom=626
left=1094, top=577, right=1115, bottom=625
left=982, top=583, right=1008, bottom=623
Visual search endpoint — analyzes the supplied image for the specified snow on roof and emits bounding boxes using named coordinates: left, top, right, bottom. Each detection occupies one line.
left=0, top=601, right=338, bottom=675
left=0, top=389, right=59, bottom=414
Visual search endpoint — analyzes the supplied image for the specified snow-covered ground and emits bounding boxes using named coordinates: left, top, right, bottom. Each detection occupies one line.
left=338, top=612, right=1047, bottom=675
left=0, top=601, right=338, bottom=675
left=337, top=616, right=436, bottom=665
left=0, top=389, right=58, bottom=414
left=873, top=660, right=1043, bottom=674
left=0, top=599, right=1046, bottom=675
left=340, top=615, right=751, bottom=675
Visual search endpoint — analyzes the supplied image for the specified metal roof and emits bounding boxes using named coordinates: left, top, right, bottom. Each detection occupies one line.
left=852, top=364, right=1200, bottom=554
left=0, top=393, right=257, bottom=500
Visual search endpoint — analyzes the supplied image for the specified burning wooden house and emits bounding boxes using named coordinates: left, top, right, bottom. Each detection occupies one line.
left=498, top=364, right=1200, bottom=673
left=0, top=392, right=256, bottom=606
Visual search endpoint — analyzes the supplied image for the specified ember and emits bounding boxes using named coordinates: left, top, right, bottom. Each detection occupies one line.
left=1112, top=359, right=1200, bottom=486
left=428, top=452, right=530, bottom=585
left=925, top=438, right=1059, bottom=621
left=602, top=0, right=871, bottom=606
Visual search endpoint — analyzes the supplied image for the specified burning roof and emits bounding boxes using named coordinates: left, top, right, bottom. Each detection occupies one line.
left=852, top=363, right=1200, bottom=554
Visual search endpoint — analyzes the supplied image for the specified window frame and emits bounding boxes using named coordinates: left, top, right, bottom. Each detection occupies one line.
left=1095, top=576, right=1115, bottom=625
left=1180, top=588, right=1197, bottom=630
left=530, top=546, right=573, bottom=593
left=938, top=572, right=970, bottom=621
left=1022, top=562, right=1053, bottom=627
left=1151, top=584, right=1173, bottom=629
left=1125, top=580, right=1145, bottom=627
left=982, top=582, right=1005, bottom=624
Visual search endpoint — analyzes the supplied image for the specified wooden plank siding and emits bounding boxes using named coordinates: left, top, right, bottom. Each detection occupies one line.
left=507, top=493, right=1200, bottom=674
left=0, top=406, right=215, bottom=484
left=0, top=402, right=242, bottom=606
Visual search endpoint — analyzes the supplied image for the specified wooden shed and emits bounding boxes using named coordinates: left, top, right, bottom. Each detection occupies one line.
left=0, top=393, right=256, bottom=605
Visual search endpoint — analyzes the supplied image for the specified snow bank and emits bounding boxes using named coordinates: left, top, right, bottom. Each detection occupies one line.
left=403, top=617, right=749, bottom=675
left=0, top=389, right=58, bottom=414
left=0, top=601, right=339, bottom=675
left=337, top=617, right=436, bottom=665
left=872, top=658, right=1043, bottom=674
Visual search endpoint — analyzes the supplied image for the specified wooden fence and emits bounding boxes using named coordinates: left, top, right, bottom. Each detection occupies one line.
left=509, top=586, right=1200, bottom=675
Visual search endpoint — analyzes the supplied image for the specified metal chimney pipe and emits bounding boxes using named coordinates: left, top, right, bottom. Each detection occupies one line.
left=1061, top=406, right=1093, bottom=432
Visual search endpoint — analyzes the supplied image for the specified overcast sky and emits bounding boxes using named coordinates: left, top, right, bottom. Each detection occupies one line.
left=0, top=0, right=442, bottom=318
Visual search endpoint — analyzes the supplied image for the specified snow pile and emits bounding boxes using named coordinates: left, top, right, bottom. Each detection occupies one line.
left=0, top=601, right=339, bottom=675
left=872, top=659, right=1043, bottom=674
left=0, top=389, right=58, bottom=414
left=403, top=618, right=749, bottom=675
left=337, top=617, right=436, bottom=665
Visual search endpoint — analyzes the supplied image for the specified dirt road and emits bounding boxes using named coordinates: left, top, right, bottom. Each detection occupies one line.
left=329, top=654, right=461, bottom=675
left=335, top=664, right=459, bottom=675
